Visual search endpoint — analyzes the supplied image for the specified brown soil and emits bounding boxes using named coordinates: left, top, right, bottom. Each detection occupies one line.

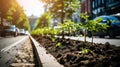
left=34, top=36, right=120, bottom=67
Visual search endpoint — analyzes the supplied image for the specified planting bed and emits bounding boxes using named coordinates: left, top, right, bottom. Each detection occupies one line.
left=34, top=36, right=120, bottom=67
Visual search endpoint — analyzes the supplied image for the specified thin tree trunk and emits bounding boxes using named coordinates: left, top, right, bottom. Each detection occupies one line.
left=61, top=0, right=64, bottom=39
left=1, top=17, right=3, bottom=26
left=84, top=29, right=86, bottom=42
left=92, top=32, right=94, bottom=45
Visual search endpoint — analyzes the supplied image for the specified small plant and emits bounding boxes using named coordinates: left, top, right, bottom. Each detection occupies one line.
left=58, top=19, right=76, bottom=37
left=50, top=37, right=56, bottom=42
left=75, top=22, right=83, bottom=36
left=31, top=28, right=44, bottom=36
left=80, top=48, right=90, bottom=54
left=56, top=42, right=61, bottom=48
left=31, top=26, right=58, bottom=37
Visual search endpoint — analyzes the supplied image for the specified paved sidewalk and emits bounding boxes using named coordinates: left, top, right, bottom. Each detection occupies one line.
left=57, top=36, right=120, bottom=46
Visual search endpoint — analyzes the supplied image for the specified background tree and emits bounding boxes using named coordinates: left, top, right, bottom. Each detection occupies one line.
left=40, top=0, right=80, bottom=38
left=0, top=0, right=30, bottom=31
left=6, top=0, right=18, bottom=23
left=40, top=0, right=52, bottom=11
left=0, top=0, right=12, bottom=26
left=46, top=0, right=80, bottom=18
left=34, top=12, right=51, bottom=29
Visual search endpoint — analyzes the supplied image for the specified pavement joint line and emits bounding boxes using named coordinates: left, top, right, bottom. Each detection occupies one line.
left=0, top=36, right=29, bottom=52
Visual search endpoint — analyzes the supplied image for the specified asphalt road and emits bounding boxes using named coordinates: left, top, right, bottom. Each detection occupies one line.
left=0, top=36, right=29, bottom=67
left=64, top=36, right=120, bottom=46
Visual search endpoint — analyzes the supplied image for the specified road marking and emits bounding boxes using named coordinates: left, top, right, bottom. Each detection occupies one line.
left=1, top=36, right=28, bottom=52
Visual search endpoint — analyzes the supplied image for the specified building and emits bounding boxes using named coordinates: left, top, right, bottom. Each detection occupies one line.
left=81, top=0, right=120, bottom=19
left=81, top=0, right=91, bottom=17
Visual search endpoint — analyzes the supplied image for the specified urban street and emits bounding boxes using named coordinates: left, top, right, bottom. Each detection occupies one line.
left=0, top=0, right=120, bottom=67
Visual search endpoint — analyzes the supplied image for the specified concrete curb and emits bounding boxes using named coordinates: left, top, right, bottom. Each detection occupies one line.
left=30, top=36, right=64, bottom=67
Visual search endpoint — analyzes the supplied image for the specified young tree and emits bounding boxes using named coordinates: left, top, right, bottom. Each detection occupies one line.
left=58, top=19, right=76, bottom=36
left=85, top=18, right=108, bottom=44
left=0, top=0, right=30, bottom=31
left=80, top=13, right=108, bottom=44
left=0, top=0, right=12, bottom=26
left=80, top=13, right=89, bottom=42
left=6, top=0, right=18, bottom=23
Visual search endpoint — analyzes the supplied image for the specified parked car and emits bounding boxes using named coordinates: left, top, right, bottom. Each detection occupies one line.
left=0, top=25, right=18, bottom=37
left=87, top=15, right=120, bottom=38
left=25, top=30, right=30, bottom=35
left=19, top=29, right=25, bottom=35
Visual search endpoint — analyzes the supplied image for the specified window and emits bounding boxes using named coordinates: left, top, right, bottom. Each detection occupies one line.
left=98, top=0, right=101, bottom=6
left=102, top=0, right=104, bottom=4
left=95, top=0, right=97, bottom=8
left=92, top=0, right=95, bottom=8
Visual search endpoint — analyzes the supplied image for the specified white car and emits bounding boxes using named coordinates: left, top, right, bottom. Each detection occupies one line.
left=25, top=31, right=30, bottom=35
left=19, top=29, right=25, bottom=35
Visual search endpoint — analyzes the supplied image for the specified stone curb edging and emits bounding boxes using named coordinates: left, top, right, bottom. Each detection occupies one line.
left=30, top=36, right=64, bottom=67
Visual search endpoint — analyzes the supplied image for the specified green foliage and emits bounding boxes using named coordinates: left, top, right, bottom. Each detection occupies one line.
left=54, top=0, right=80, bottom=18
left=57, top=19, right=77, bottom=36
left=51, top=37, right=56, bottom=42
left=23, top=18, right=30, bottom=31
left=80, top=12, right=89, bottom=20
left=56, top=42, right=61, bottom=48
left=40, top=0, right=80, bottom=20
left=34, top=12, right=51, bottom=29
left=80, top=13, right=108, bottom=33
left=75, top=22, right=83, bottom=36
left=85, top=18, right=108, bottom=44
left=31, top=28, right=42, bottom=36
left=0, top=0, right=30, bottom=31
left=80, top=13, right=108, bottom=43
left=39, top=0, right=80, bottom=38
left=31, top=26, right=58, bottom=37
left=80, top=48, right=90, bottom=54
left=86, top=18, right=108, bottom=33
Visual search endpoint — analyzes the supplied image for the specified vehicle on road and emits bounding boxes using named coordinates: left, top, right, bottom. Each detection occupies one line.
left=19, top=29, right=25, bottom=35
left=87, top=15, right=120, bottom=38
left=25, top=30, right=30, bottom=35
left=0, top=25, right=18, bottom=37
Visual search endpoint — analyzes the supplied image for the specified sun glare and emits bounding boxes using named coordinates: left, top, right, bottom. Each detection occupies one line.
left=17, top=0, right=45, bottom=17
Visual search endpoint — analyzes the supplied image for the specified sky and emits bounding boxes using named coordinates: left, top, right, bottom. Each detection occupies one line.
left=17, top=0, right=45, bottom=17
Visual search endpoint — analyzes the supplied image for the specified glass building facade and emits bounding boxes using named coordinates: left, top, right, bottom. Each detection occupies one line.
left=81, top=0, right=120, bottom=19
left=91, top=0, right=120, bottom=18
